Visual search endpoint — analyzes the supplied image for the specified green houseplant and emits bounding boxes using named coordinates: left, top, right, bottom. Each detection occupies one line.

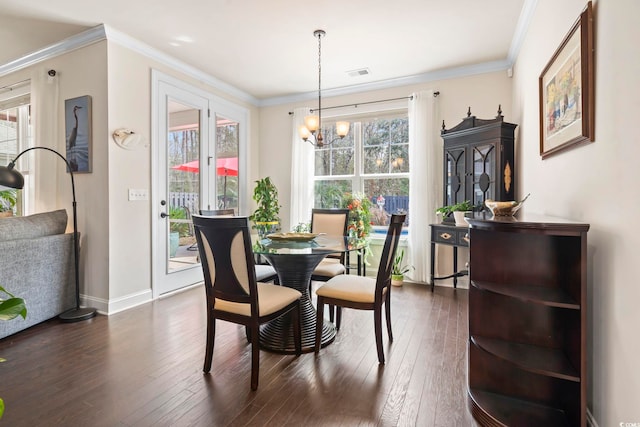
left=249, top=177, right=281, bottom=238
left=0, top=286, right=27, bottom=420
left=391, top=249, right=413, bottom=286
left=0, top=189, right=17, bottom=217
left=435, top=200, right=473, bottom=225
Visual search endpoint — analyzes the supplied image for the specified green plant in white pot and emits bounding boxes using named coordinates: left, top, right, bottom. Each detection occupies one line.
left=249, top=177, right=281, bottom=239
left=435, top=200, right=473, bottom=226
left=391, top=249, right=413, bottom=287
left=0, top=285, right=27, bottom=420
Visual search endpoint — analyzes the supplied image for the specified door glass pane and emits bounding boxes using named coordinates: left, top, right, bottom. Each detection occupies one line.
left=215, top=115, right=239, bottom=210
left=167, top=100, right=200, bottom=272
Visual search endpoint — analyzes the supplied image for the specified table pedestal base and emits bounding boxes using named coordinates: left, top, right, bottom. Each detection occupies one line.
left=259, top=253, right=336, bottom=354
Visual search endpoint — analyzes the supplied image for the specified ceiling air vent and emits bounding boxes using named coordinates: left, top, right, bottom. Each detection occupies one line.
left=347, top=68, right=370, bottom=78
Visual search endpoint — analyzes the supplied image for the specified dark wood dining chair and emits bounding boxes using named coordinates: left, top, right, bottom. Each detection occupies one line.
left=192, top=215, right=302, bottom=390
left=314, top=213, right=406, bottom=364
left=309, top=208, right=350, bottom=321
left=199, top=209, right=278, bottom=283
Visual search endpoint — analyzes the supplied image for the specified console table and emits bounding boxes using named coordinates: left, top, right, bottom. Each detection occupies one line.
left=429, top=223, right=469, bottom=292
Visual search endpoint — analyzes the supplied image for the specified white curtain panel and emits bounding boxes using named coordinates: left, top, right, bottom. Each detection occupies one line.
left=30, top=67, right=60, bottom=213
left=408, top=90, right=441, bottom=283
left=289, top=107, right=315, bottom=230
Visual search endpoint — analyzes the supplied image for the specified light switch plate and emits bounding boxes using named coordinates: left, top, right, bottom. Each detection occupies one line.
left=128, top=188, right=148, bottom=201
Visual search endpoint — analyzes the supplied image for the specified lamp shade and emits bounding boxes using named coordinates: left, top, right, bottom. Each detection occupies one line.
left=0, top=164, right=25, bottom=190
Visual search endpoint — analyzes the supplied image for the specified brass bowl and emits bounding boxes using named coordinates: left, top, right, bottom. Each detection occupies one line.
left=485, top=194, right=529, bottom=216
left=485, top=200, right=522, bottom=216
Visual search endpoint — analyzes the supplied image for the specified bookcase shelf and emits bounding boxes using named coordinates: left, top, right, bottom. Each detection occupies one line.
left=466, top=215, right=589, bottom=426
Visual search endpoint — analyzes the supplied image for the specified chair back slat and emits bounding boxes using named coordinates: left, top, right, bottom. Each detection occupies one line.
left=192, top=215, right=258, bottom=313
left=375, top=214, right=406, bottom=297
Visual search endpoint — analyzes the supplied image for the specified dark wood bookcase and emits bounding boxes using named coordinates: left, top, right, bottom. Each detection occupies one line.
left=441, top=107, right=517, bottom=216
left=466, top=214, right=589, bottom=426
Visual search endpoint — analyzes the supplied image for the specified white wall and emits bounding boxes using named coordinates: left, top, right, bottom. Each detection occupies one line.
left=512, top=0, right=640, bottom=424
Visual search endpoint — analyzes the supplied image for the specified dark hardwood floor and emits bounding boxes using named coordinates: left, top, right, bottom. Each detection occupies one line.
left=0, top=283, right=477, bottom=426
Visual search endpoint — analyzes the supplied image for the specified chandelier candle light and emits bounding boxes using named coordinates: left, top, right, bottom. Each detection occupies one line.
left=298, top=29, right=350, bottom=148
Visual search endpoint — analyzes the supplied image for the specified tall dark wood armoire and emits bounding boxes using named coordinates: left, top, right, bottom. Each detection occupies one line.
left=441, top=107, right=517, bottom=211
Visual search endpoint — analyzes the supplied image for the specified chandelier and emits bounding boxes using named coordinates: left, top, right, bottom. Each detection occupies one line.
left=298, top=29, right=350, bottom=148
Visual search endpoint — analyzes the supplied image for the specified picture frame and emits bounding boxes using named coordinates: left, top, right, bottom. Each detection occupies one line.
left=64, top=95, right=92, bottom=173
left=539, top=1, right=594, bottom=159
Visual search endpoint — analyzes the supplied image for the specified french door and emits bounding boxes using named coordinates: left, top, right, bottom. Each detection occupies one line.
left=152, top=71, right=247, bottom=297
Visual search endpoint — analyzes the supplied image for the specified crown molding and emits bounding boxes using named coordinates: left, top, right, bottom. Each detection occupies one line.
left=507, top=0, right=539, bottom=65
left=0, top=25, right=106, bottom=77
left=259, top=59, right=511, bottom=107
left=103, top=25, right=259, bottom=105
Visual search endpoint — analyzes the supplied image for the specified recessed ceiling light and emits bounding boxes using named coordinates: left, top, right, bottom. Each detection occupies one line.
left=175, top=35, right=194, bottom=43
left=347, top=68, right=370, bottom=78
left=169, top=42, right=181, bottom=47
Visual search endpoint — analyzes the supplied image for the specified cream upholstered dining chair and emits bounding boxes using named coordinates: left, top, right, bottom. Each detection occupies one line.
left=199, top=209, right=278, bottom=283
left=314, top=213, right=406, bottom=364
left=192, top=215, right=302, bottom=390
left=310, top=208, right=350, bottom=283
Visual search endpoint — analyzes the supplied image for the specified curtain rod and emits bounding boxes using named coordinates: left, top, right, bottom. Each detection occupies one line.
left=287, top=92, right=440, bottom=115
left=0, top=78, right=30, bottom=93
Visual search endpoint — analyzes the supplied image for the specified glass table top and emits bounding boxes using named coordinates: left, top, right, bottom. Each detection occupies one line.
left=252, top=235, right=365, bottom=256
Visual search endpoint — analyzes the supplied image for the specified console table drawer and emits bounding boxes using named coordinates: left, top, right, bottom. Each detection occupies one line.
left=432, top=226, right=469, bottom=247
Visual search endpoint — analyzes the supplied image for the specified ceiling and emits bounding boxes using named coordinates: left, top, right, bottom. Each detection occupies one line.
left=0, top=0, right=532, bottom=103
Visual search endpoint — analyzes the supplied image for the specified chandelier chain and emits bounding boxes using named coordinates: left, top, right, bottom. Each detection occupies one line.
left=317, top=30, right=323, bottom=141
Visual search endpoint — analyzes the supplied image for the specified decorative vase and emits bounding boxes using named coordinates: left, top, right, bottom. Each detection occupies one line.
left=255, top=221, right=279, bottom=240
left=391, top=274, right=404, bottom=287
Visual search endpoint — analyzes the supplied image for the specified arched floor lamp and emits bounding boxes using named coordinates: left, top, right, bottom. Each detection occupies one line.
left=0, top=147, right=97, bottom=322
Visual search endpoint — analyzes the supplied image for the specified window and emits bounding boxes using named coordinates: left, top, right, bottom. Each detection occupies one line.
left=314, top=111, right=410, bottom=230
left=0, top=86, right=31, bottom=216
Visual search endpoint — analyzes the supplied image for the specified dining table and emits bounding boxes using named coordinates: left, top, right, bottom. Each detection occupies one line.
left=252, top=233, right=364, bottom=354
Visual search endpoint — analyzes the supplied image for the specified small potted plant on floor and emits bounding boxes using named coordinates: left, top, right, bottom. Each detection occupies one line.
left=435, top=200, right=473, bottom=226
left=391, top=249, right=413, bottom=287
left=249, top=177, right=281, bottom=239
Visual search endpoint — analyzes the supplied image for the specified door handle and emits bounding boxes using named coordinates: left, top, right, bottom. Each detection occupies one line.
left=160, top=212, right=168, bottom=218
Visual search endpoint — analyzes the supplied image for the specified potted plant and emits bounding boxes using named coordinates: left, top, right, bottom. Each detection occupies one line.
left=0, top=285, right=27, bottom=420
left=391, top=249, right=413, bottom=286
left=0, top=189, right=17, bottom=218
left=435, top=200, right=473, bottom=226
left=249, top=177, right=281, bottom=239
left=168, top=206, right=190, bottom=257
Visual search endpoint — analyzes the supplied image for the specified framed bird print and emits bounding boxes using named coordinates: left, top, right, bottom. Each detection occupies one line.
left=64, top=95, right=92, bottom=173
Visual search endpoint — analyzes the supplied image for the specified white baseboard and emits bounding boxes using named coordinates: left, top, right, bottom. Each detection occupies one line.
left=81, top=289, right=153, bottom=315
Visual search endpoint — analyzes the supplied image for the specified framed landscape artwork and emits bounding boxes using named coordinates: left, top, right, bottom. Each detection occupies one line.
left=64, top=95, right=92, bottom=173
left=539, top=1, right=594, bottom=159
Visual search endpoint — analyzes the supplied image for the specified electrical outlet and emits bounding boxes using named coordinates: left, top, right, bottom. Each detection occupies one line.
left=128, top=188, right=148, bottom=201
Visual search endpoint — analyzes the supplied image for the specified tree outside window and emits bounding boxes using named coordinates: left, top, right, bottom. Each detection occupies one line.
left=314, top=113, right=410, bottom=230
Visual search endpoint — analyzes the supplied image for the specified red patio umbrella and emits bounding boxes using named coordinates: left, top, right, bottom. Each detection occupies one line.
left=171, top=157, right=238, bottom=208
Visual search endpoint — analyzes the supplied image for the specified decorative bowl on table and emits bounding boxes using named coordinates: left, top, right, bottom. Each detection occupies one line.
left=485, top=193, right=530, bottom=217
left=266, top=232, right=319, bottom=242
